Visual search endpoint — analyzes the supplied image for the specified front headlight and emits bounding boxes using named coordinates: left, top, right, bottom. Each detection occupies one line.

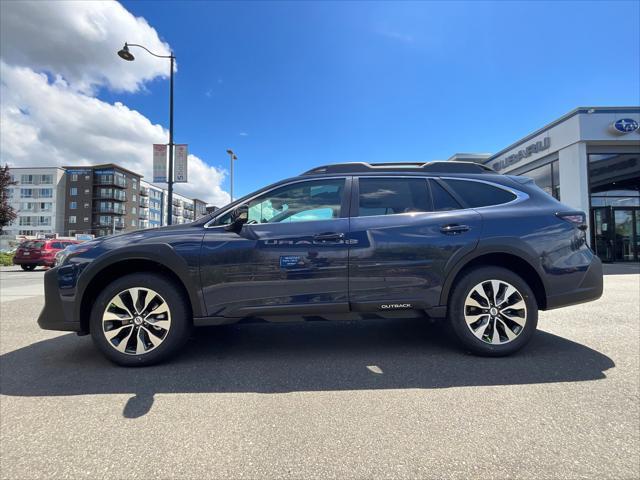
left=55, top=250, right=69, bottom=267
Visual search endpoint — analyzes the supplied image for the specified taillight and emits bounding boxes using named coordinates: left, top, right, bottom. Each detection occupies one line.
left=556, top=211, right=587, bottom=231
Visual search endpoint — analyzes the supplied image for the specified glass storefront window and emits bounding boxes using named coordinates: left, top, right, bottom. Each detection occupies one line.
left=589, top=153, right=640, bottom=206
left=589, top=153, right=640, bottom=198
left=552, top=161, right=560, bottom=200
left=522, top=160, right=560, bottom=200
left=589, top=153, right=640, bottom=262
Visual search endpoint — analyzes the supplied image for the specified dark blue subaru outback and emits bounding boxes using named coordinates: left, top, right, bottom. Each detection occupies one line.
left=39, top=162, right=603, bottom=366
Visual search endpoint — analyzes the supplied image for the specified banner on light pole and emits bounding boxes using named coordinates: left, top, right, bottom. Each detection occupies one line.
left=153, top=144, right=167, bottom=183
left=174, top=144, right=188, bottom=183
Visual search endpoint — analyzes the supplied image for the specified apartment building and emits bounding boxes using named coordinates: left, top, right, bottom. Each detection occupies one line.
left=5, top=167, right=66, bottom=237
left=169, top=191, right=196, bottom=225
left=194, top=199, right=208, bottom=219
left=63, top=164, right=143, bottom=237
left=6, top=164, right=215, bottom=238
left=140, top=180, right=165, bottom=229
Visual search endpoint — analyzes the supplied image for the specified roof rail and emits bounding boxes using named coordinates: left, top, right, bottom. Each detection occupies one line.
left=302, top=161, right=495, bottom=175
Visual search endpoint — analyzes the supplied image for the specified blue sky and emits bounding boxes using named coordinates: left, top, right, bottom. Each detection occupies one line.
left=112, top=0, right=640, bottom=198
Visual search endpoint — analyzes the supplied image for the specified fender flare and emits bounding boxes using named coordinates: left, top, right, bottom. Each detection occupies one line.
left=439, top=238, right=548, bottom=306
left=76, top=243, right=205, bottom=319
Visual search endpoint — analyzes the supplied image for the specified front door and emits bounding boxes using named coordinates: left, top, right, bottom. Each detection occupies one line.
left=591, top=207, right=639, bottom=262
left=200, top=177, right=351, bottom=317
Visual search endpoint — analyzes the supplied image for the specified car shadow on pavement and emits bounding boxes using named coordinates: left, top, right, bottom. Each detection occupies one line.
left=0, top=319, right=614, bottom=418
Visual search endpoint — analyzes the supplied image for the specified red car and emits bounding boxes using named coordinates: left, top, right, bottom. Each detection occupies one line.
left=13, top=239, right=79, bottom=271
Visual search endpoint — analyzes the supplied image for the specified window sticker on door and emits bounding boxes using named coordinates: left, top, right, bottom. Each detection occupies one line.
left=280, top=255, right=303, bottom=268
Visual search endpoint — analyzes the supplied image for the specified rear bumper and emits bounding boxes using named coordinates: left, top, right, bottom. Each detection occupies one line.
left=545, top=256, right=603, bottom=310
left=13, top=257, right=55, bottom=267
left=37, top=268, right=81, bottom=332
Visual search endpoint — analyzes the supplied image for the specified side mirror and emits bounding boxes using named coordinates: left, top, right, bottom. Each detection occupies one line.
left=225, top=204, right=249, bottom=233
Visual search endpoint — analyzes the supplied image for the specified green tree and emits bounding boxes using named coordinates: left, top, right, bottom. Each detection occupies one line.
left=0, top=164, right=17, bottom=234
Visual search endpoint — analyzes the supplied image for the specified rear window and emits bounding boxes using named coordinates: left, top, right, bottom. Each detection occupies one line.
left=22, top=241, right=45, bottom=249
left=50, top=242, right=64, bottom=249
left=358, top=178, right=431, bottom=217
left=429, top=180, right=462, bottom=211
left=442, top=179, right=516, bottom=208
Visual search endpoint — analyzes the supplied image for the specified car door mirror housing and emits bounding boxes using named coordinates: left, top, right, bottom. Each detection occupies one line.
left=226, top=204, right=249, bottom=233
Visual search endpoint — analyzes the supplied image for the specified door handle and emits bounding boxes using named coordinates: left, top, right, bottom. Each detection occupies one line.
left=440, top=224, right=470, bottom=235
left=313, top=232, right=345, bottom=243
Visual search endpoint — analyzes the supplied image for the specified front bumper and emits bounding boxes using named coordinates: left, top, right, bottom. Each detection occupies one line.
left=37, top=267, right=82, bottom=332
left=545, top=255, right=603, bottom=310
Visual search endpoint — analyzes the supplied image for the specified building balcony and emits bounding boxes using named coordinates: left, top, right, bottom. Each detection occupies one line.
left=94, top=175, right=127, bottom=188
left=172, top=199, right=183, bottom=207
left=172, top=207, right=183, bottom=216
left=94, top=205, right=126, bottom=215
left=139, top=198, right=150, bottom=208
left=184, top=203, right=194, bottom=211
left=139, top=187, right=149, bottom=197
left=139, top=211, right=149, bottom=220
left=94, top=190, right=126, bottom=202
left=20, top=207, right=53, bottom=214
left=94, top=219, right=125, bottom=229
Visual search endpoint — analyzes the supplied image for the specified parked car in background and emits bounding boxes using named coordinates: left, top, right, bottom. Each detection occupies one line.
left=39, top=161, right=603, bottom=366
left=13, top=239, right=79, bottom=271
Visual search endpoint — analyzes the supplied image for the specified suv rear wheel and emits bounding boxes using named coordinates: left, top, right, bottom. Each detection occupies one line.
left=21, top=264, right=36, bottom=271
left=90, top=273, right=192, bottom=366
left=448, top=266, right=538, bottom=356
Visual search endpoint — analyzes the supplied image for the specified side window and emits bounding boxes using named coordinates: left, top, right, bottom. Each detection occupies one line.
left=442, top=179, right=516, bottom=208
left=358, top=178, right=431, bottom=217
left=221, top=179, right=345, bottom=225
left=429, top=180, right=462, bottom=211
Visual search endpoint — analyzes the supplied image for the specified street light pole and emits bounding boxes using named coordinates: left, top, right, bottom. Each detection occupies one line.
left=118, top=42, right=176, bottom=225
left=226, top=149, right=237, bottom=202
left=167, top=55, right=174, bottom=225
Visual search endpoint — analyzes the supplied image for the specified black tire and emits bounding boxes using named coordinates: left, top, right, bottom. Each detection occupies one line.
left=448, top=266, right=538, bottom=356
left=21, top=264, right=36, bottom=271
left=90, top=273, right=192, bottom=367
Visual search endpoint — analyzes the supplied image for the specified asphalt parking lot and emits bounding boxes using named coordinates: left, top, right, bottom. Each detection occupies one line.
left=0, top=265, right=639, bottom=479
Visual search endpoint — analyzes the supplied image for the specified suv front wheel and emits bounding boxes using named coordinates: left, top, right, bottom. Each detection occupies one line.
left=90, top=273, right=192, bottom=366
left=448, top=266, right=538, bottom=356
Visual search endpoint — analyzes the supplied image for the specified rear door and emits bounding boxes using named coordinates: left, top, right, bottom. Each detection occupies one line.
left=348, top=176, right=482, bottom=311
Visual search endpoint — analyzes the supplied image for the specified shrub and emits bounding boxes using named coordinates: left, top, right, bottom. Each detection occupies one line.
left=0, top=252, right=14, bottom=266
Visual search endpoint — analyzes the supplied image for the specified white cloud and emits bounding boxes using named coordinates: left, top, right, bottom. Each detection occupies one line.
left=0, top=62, right=229, bottom=206
left=0, top=1, right=230, bottom=207
left=239, top=132, right=249, bottom=137
left=0, top=0, right=171, bottom=93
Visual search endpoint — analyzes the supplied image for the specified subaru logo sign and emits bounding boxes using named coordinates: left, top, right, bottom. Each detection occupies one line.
left=611, top=118, right=639, bottom=134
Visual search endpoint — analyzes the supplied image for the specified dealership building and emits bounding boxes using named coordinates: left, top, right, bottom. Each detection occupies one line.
left=451, top=107, right=640, bottom=263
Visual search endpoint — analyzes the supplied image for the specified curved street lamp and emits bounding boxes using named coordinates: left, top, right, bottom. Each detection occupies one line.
left=117, top=42, right=177, bottom=225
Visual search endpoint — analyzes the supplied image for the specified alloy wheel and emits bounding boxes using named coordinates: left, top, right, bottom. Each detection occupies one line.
left=102, top=287, right=172, bottom=355
left=463, top=279, right=527, bottom=345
